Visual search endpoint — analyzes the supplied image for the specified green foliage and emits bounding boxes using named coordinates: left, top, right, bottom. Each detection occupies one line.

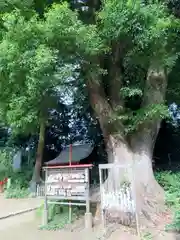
left=0, top=148, right=33, bottom=198
left=0, top=148, right=13, bottom=179
left=155, top=171, right=180, bottom=207
left=2, top=168, right=32, bottom=199
left=155, top=171, right=180, bottom=232
left=5, top=187, right=29, bottom=199
left=120, top=87, right=143, bottom=98
left=0, top=7, right=74, bottom=135
left=97, top=0, right=178, bottom=130
left=0, top=2, right=105, bottom=135
left=0, top=0, right=180, bottom=139
left=126, top=104, right=170, bottom=133
left=167, top=57, right=180, bottom=104
left=43, top=3, right=104, bottom=57
left=98, top=0, right=178, bottom=65
left=142, top=232, right=153, bottom=240
left=4, top=169, right=32, bottom=199
left=0, top=0, right=34, bottom=17
left=37, top=203, right=85, bottom=231
left=166, top=210, right=180, bottom=232
left=110, top=104, right=169, bottom=134
left=8, top=168, right=32, bottom=187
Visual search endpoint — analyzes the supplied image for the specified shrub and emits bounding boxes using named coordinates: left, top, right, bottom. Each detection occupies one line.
left=5, top=186, right=29, bottom=199
left=0, top=148, right=13, bottom=179
left=155, top=171, right=180, bottom=207
left=37, top=203, right=85, bottom=230
left=155, top=171, right=180, bottom=232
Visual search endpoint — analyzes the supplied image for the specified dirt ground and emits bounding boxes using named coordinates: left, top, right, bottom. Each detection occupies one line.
left=0, top=211, right=140, bottom=240
left=0, top=195, right=41, bottom=219
left=0, top=195, right=139, bottom=240
left=0, top=195, right=178, bottom=240
left=0, top=210, right=176, bottom=240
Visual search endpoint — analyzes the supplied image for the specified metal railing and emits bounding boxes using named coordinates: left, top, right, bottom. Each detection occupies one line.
left=36, top=184, right=45, bottom=197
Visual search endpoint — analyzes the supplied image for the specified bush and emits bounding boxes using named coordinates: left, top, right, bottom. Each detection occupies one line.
left=155, top=171, right=180, bottom=232
left=8, top=168, right=32, bottom=188
left=0, top=148, right=13, bottom=179
left=166, top=210, right=180, bottom=232
left=155, top=171, right=180, bottom=207
left=5, top=186, right=29, bottom=199
left=3, top=168, right=33, bottom=198
left=37, top=203, right=85, bottom=230
left=155, top=171, right=180, bottom=191
left=0, top=148, right=31, bottom=198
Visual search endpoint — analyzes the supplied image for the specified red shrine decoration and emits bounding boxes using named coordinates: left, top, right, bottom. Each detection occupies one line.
left=0, top=178, right=8, bottom=185
left=0, top=178, right=8, bottom=193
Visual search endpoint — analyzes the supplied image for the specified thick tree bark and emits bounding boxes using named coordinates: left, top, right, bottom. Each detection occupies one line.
left=131, top=65, right=167, bottom=185
left=32, top=119, right=45, bottom=183
left=88, top=65, right=168, bottom=225
left=108, top=42, right=124, bottom=109
left=94, top=133, right=165, bottom=226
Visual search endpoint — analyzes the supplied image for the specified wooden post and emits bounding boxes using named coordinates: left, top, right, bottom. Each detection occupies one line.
left=85, top=167, right=92, bottom=230
left=85, top=168, right=90, bottom=213
left=99, top=165, right=105, bottom=230
left=43, top=169, right=48, bottom=225
left=69, top=144, right=72, bottom=166
left=69, top=144, right=72, bottom=223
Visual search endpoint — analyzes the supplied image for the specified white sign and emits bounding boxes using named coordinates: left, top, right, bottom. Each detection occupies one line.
left=45, top=169, right=88, bottom=199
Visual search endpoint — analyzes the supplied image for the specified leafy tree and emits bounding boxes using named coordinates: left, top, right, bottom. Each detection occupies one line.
left=1, top=0, right=180, bottom=221
left=0, top=124, right=9, bottom=147
left=41, top=1, right=179, bottom=220
left=0, top=9, right=73, bottom=183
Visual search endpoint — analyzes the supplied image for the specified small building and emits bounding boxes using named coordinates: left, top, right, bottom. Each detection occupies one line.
left=45, top=143, right=94, bottom=166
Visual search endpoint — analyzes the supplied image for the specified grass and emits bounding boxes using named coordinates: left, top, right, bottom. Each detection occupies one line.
left=155, top=171, right=180, bottom=232
left=142, top=231, right=153, bottom=240
left=36, top=202, right=86, bottom=231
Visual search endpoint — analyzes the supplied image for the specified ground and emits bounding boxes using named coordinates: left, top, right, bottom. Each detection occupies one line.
left=0, top=211, right=139, bottom=240
left=0, top=195, right=178, bottom=240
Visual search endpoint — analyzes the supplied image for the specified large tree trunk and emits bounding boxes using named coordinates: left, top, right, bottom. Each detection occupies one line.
left=88, top=65, right=167, bottom=226
left=97, top=134, right=164, bottom=226
left=31, top=120, right=45, bottom=190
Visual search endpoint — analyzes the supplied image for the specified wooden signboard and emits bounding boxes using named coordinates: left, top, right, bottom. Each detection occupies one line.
left=46, top=169, right=88, bottom=200
left=43, top=165, right=92, bottom=227
left=45, top=169, right=88, bottom=200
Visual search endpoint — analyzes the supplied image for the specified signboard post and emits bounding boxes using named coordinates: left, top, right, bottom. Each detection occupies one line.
left=43, top=164, right=93, bottom=229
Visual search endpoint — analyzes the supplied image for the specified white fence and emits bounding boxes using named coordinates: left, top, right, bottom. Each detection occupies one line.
left=99, top=163, right=140, bottom=235
left=36, top=184, right=45, bottom=197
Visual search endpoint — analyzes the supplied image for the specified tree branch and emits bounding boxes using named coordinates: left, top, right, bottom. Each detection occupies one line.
left=142, top=66, right=167, bottom=107
left=108, top=42, right=124, bottom=109
left=131, top=65, right=168, bottom=154
left=86, top=76, right=112, bottom=138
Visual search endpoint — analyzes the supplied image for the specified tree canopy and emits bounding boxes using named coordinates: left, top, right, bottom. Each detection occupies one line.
left=1, top=0, right=180, bottom=219
left=0, top=1, right=179, bottom=135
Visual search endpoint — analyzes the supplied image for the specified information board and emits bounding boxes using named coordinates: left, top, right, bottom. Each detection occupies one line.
left=42, top=165, right=93, bottom=228
left=45, top=168, right=89, bottom=200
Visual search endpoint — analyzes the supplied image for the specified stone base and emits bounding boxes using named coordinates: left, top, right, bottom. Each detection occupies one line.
left=85, top=212, right=93, bottom=230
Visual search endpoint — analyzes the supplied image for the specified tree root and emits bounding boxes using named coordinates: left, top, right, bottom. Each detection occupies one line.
left=91, top=180, right=166, bottom=230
